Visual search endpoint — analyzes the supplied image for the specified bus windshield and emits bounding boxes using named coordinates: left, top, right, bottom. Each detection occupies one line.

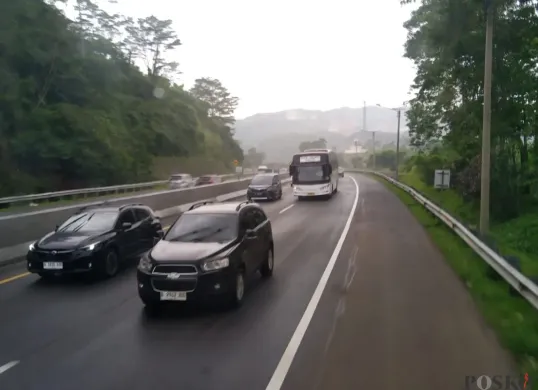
left=297, top=165, right=325, bottom=182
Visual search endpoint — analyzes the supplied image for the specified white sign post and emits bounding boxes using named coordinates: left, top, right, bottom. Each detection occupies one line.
left=434, top=169, right=451, bottom=189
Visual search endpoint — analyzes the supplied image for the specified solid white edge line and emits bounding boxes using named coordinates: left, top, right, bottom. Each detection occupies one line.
left=0, top=360, right=19, bottom=375
left=265, top=176, right=360, bottom=390
left=279, top=204, right=294, bottom=214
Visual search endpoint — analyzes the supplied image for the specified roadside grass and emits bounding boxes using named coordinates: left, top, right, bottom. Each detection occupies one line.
left=369, top=173, right=538, bottom=378
left=398, top=170, right=538, bottom=277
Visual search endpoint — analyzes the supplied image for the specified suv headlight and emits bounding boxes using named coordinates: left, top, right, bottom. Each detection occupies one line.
left=138, top=254, right=153, bottom=272
left=201, top=257, right=229, bottom=272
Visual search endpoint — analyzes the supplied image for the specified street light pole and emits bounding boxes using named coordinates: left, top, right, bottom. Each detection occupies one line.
left=479, top=0, right=493, bottom=235
left=363, top=101, right=367, bottom=131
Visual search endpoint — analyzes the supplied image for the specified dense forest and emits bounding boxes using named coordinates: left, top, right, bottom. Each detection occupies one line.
left=0, top=0, right=243, bottom=196
left=400, top=0, right=538, bottom=222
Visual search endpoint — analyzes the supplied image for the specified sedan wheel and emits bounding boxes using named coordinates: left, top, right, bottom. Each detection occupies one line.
left=101, top=250, right=119, bottom=278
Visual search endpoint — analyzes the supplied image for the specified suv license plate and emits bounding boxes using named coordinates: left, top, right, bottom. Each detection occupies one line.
left=43, top=262, right=63, bottom=270
left=160, top=291, right=187, bottom=301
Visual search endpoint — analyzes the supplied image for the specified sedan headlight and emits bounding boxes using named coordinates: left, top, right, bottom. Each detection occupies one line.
left=29, top=242, right=36, bottom=251
left=201, top=257, right=229, bottom=272
left=138, top=254, right=153, bottom=272
left=81, top=242, right=101, bottom=251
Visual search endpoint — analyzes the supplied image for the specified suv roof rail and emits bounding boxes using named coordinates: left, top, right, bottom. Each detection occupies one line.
left=188, top=200, right=215, bottom=211
left=119, top=203, right=145, bottom=210
left=75, top=200, right=112, bottom=213
left=235, top=200, right=253, bottom=211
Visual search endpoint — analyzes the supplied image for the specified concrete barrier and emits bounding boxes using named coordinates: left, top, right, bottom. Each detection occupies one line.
left=0, top=174, right=289, bottom=249
left=0, top=177, right=291, bottom=267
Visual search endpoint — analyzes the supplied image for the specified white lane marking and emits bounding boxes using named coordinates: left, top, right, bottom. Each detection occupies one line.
left=0, top=360, right=19, bottom=375
left=265, top=176, right=360, bottom=390
left=279, top=204, right=294, bottom=214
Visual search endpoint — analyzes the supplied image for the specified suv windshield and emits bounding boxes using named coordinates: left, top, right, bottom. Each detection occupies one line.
left=165, top=213, right=237, bottom=243
left=57, top=211, right=117, bottom=233
left=250, top=175, right=274, bottom=185
left=170, top=175, right=183, bottom=180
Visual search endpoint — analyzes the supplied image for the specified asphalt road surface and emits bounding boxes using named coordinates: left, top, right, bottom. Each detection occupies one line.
left=0, top=174, right=515, bottom=390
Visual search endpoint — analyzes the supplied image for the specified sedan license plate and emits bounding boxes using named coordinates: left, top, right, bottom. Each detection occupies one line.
left=43, top=262, right=63, bottom=270
left=160, top=291, right=187, bottom=301
left=308, top=192, right=315, bottom=195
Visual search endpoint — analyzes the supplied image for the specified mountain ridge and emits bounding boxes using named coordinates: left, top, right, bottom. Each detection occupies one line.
left=234, top=106, right=410, bottom=163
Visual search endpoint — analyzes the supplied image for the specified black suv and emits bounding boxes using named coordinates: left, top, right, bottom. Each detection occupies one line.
left=247, top=173, right=282, bottom=201
left=27, top=203, right=164, bottom=279
left=137, top=200, right=274, bottom=310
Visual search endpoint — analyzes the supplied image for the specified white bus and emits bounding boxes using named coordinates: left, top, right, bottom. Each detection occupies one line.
left=289, top=149, right=339, bottom=200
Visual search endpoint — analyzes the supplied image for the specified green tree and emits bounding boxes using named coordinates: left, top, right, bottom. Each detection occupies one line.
left=190, top=77, right=239, bottom=126
left=0, top=0, right=244, bottom=196
left=244, top=147, right=265, bottom=168
left=402, top=0, right=538, bottom=220
left=298, top=138, right=327, bottom=151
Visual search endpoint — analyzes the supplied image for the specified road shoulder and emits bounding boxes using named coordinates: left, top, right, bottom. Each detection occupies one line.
left=279, top=173, right=516, bottom=390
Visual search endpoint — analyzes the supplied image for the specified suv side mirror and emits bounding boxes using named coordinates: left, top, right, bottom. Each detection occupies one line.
left=245, top=229, right=257, bottom=240
left=122, top=222, right=132, bottom=230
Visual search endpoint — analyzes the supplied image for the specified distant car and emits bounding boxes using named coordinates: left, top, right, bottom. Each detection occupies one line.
left=168, top=173, right=194, bottom=189
left=195, top=175, right=222, bottom=186
left=137, top=200, right=274, bottom=310
left=338, top=167, right=344, bottom=177
left=257, top=165, right=273, bottom=173
left=247, top=173, right=282, bottom=201
left=27, top=203, right=164, bottom=279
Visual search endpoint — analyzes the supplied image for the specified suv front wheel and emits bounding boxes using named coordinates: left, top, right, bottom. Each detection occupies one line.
left=260, top=247, right=274, bottom=278
left=226, top=268, right=246, bottom=309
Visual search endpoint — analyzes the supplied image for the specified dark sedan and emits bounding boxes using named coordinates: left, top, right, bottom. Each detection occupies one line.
left=27, top=203, right=163, bottom=279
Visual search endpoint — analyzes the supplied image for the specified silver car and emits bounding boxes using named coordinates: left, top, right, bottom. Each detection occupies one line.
left=168, top=174, right=194, bottom=189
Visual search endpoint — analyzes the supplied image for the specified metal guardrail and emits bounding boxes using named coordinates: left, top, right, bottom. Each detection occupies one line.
left=0, top=173, right=250, bottom=208
left=350, top=169, right=538, bottom=311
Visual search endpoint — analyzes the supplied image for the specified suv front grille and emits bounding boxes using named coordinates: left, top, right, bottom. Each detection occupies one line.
left=152, top=265, right=198, bottom=274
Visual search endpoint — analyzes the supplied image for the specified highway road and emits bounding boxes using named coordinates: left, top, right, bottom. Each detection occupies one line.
left=0, top=174, right=516, bottom=390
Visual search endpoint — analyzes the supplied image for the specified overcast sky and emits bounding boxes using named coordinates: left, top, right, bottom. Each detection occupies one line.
left=73, top=0, right=419, bottom=119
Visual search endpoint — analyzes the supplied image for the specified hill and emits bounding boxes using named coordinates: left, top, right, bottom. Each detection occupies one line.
left=234, top=106, right=410, bottom=162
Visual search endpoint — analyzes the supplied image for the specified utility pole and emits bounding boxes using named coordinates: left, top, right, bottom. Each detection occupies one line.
left=479, top=0, right=493, bottom=235
left=396, top=110, right=401, bottom=180
left=372, top=131, right=376, bottom=170
left=363, top=101, right=367, bottom=131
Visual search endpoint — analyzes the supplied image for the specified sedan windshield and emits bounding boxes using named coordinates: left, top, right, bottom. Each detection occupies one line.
left=57, top=211, right=117, bottom=233
left=250, top=175, right=274, bottom=185
left=165, top=214, right=237, bottom=243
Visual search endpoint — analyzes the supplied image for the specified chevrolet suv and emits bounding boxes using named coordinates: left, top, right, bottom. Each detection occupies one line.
left=137, top=200, right=274, bottom=310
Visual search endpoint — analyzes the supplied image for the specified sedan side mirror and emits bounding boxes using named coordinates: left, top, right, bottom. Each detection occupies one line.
left=245, top=229, right=257, bottom=240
